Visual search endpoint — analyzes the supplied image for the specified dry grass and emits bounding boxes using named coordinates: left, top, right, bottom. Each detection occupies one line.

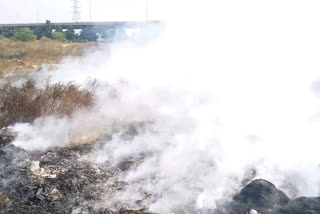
left=0, top=79, right=96, bottom=129
left=0, top=38, right=99, bottom=75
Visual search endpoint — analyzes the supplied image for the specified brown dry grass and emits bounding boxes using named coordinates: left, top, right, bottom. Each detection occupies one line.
left=0, top=79, right=96, bottom=129
left=0, top=38, right=99, bottom=76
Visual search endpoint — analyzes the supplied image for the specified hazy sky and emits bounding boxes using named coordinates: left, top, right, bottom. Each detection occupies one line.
left=0, top=0, right=164, bottom=23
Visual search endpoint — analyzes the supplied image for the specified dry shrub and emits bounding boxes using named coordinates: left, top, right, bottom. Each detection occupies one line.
left=0, top=39, right=27, bottom=59
left=0, top=59, right=35, bottom=75
left=0, top=38, right=85, bottom=60
left=0, top=38, right=99, bottom=75
left=25, top=37, right=84, bottom=61
left=0, top=79, right=96, bottom=128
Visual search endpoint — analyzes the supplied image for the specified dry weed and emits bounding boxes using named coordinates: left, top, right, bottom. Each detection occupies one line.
left=0, top=79, right=97, bottom=128
left=0, top=38, right=99, bottom=74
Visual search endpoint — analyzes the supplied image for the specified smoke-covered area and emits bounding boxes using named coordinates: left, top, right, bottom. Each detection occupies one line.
left=6, top=0, right=320, bottom=213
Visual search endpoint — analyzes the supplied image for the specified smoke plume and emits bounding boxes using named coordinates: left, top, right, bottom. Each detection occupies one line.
left=10, top=0, right=320, bottom=212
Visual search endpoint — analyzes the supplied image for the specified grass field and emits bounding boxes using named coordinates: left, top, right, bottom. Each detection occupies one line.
left=0, top=38, right=99, bottom=77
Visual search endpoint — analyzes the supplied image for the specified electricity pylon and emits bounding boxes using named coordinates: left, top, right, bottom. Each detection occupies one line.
left=72, top=0, right=81, bottom=22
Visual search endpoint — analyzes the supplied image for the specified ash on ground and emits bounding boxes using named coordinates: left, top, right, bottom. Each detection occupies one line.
left=0, top=126, right=153, bottom=214
left=1, top=126, right=320, bottom=214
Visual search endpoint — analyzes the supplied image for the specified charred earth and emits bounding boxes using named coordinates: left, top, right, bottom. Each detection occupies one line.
left=1, top=127, right=320, bottom=214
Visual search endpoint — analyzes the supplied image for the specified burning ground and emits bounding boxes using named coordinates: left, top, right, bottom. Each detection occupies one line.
left=1, top=43, right=320, bottom=213
left=1, top=125, right=320, bottom=214
left=0, top=78, right=319, bottom=213
left=0, top=75, right=320, bottom=213
left=2, top=1, right=320, bottom=212
left=0, top=126, right=154, bottom=214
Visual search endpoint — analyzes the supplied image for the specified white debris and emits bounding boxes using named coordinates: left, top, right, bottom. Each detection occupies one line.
left=30, top=161, right=41, bottom=173
left=30, top=160, right=56, bottom=178
left=249, top=209, right=259, bottom=214
left=50, top=188, right=63, bottom=201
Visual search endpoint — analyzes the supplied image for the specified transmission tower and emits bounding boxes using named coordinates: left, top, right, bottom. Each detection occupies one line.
left=72, top=0, right=81, bottom=22
left=89, top=0, right=92, bottom=22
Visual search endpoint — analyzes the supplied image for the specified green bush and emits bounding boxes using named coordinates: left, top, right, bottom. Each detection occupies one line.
left=66, top=28, right=77, bottom=41
left=80, top=28, right=98, bottom=42
left=11, top=28, right=36, bottom=41
left=52, top=32, right=67, bottom=42
left=0, top=35, right=7, bottom=40
left=34, top=20, right=53, bottom=39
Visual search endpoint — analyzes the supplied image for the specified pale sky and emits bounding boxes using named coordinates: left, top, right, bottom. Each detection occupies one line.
left=0, top=0, right=164, bottom=23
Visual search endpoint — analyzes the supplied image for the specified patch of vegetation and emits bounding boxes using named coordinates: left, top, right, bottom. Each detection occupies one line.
left=0, top=35, right=7, bottom=40
left=1, top=20, right=101, bottom=42
left=0, top=38, right=99, bottom=75
left=65, top=27, right=77, bottom=41
left=52, top=32, right=67, bottom=42
left=0, top=80, right=96, bottom=129
left=79, top=28, right=98, bottom=42
left=11, top=28, right=37, bottom=42
left=34, top=20, right=53, bottom=39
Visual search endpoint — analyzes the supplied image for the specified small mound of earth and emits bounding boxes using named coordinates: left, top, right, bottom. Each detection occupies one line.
left=234, top=179, right=290, bottom=207
left=215, top=179, right=320, bottom=214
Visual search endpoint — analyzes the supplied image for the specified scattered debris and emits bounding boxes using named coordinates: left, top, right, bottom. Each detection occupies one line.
left=1, top=126, right=320, bottom=213
left=30, top=160, right=57, bottom=178
left=50, top=188, right=63, bottom=201
left=30, top=160, right=41, bottom=173
left=0, top=126, right=151, bottom=214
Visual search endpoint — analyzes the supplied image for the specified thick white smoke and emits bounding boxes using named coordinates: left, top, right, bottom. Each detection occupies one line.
left=10, top=0, right=320, bottom=212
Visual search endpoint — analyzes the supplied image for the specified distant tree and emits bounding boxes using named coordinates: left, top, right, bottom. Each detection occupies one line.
left=55, top=25, right=64, bottom=33
left=3, top=30, right=14, bottom=38
left=11, top=28, right=37, bottom=41
left=52, top=32, right=67, bottom=42
left=101, top=29, right=115, bottom=42
left=35, top=20, right=52, bottom=39
left=113, top=28, right=128, bottom=41
left=79, top=28, right=98, bottom=42
left=65, top=27, right=76, bottom=41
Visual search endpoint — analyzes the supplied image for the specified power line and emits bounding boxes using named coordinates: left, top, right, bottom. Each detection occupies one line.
left=146, top=0, right=149, bottom=21
left=72, top=0, right=81, bottom=22
left=37, top=8, right=39, bottom=23
left=89, top=0, right=92, bottom=22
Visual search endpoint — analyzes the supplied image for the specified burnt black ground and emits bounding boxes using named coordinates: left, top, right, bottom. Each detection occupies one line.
left=1, top=127, right=320, bottom=214
left=215, top=179, right=320, bottom=214
left=0, top=127, right=152, bottom=214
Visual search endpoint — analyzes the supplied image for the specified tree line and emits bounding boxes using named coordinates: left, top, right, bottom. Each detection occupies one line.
left=0, top=20, right=99, bottom=42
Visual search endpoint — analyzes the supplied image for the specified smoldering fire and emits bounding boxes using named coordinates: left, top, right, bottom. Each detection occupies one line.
left=1, top=0, right=320, bottom=213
